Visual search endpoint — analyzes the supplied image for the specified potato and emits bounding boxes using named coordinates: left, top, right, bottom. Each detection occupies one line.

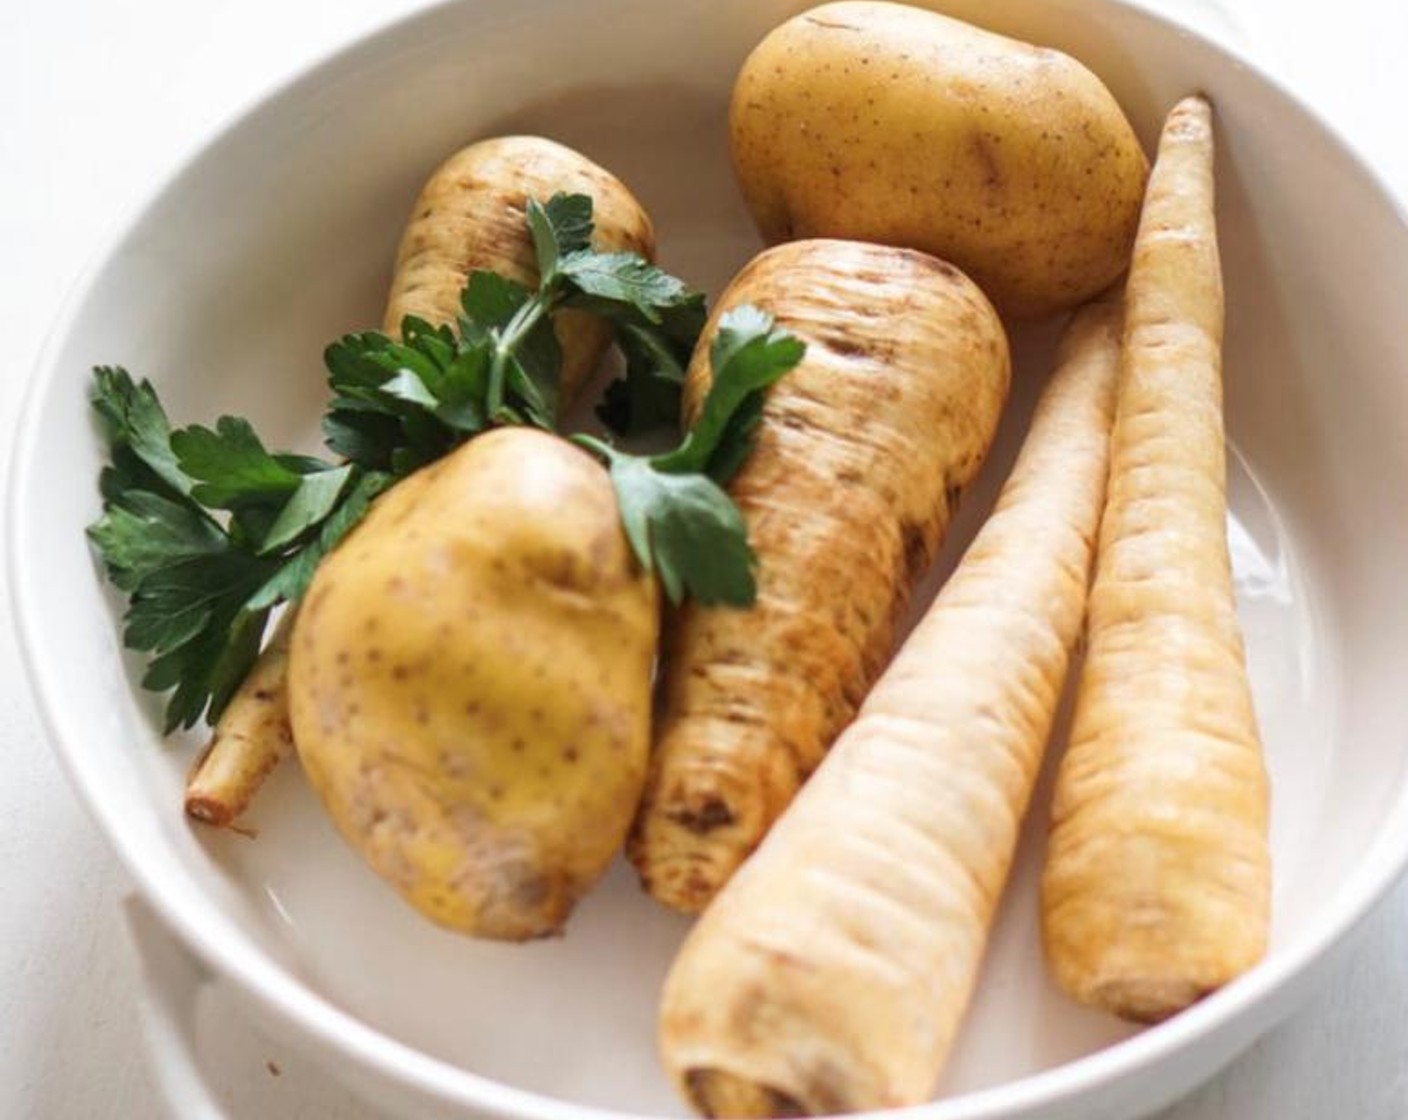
left=729, top=1, right=1149, bottom=318
left=288, top=428, right=658, bottom=941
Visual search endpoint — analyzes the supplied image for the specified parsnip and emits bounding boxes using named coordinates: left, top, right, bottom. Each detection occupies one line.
left=659, top=301, right=1121, bottom=1117
left=630, top=239, right=1010, bottom=913
left=1040, top=96, right=1271, bottom=1024
left=384, top=135, right=655, bottom=405
left=184, top=136, right=655, bottom=827
left=184, top=609, right=295, bottom=826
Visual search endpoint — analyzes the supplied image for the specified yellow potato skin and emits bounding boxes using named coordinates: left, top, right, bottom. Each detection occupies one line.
left=730, top=1, right=1149, bottom=318
left=288, top=428, right=658, bottom=941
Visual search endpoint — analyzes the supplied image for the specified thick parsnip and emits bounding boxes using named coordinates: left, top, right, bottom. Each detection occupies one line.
left=630, top=239, right=1010, bottom=913
left=385, top=135, right=655, bottom=405
left=658, top=301, right=1120, bottom=1118
left=1041, top=96, right=1271, bottom=1024
left=184, top=135, right=655, bottom=827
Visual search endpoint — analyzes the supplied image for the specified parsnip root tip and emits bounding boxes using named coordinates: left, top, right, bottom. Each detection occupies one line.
left=1089, top=978, right=1212, bottom=1026
left=684, top=1069, right=808, bottom=1120
left=184, top=796, right=234, bottom=828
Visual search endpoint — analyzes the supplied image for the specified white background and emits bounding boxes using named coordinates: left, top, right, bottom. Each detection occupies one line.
left=3, top=1, right=1407, bottom=1117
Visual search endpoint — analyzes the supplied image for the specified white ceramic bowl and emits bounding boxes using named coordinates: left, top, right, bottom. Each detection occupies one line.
left=12, top=1, right=1408, bottom=1117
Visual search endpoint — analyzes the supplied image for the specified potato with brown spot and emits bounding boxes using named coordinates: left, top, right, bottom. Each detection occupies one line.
left=629, top=239, right=1010, bottom=914
left=729, top=1, right=1148, bottom=318
left=289, top=428, right=658, bottom=940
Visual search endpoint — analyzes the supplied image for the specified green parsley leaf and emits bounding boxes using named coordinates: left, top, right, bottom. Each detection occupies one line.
left=323, top=327, right=484, bottom=473
left=87, top=368, right=384, bottom=730
left=592, top=450, right=757, bottom=606
left=544, top=193, right=594, bottom=257
left=171, top=417, right=303, bottom=510
left=460, top=271, right=531, bottom=337
left=122, top=550, right=270, bottom=655
left=596, top=294, right=709, bottom=437
left=87, top=490, right=228, bottom=593
left=430, top=345, right=493, bottom=432
left=153, top=604, right=270, bottom=734
left=702, top=392, right=768, bottom=486
left=560, top=250, right=690, bottom=323
left=655, top=304, right=804, bottom=477
left=526, top=194, right=593, bottom=280
left=247, top=469, right=390, bottom=609
left=130, top=549, right=279, bottom=732
left=573, top=304, right=805, bottom=606
left=90, top=367, right=195, bottom=498
left=379, top=369, right=440, bottom=411
left=320, top=402, right=402, bottom=472
left=259, top=463, right=355, bottom=553
left=400, top=316, right=457, bottom=365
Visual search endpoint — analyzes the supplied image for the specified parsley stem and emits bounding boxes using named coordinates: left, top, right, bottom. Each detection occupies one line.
left=569, top=432, right=619, bottom=463
left=486, top=290, right=554, bottom=422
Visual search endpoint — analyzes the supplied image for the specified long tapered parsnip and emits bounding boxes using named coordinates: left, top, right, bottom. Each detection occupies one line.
left=183, top=136, right=655, bottom=827
left=1041, top=96, right=1271, bottom=1024
left=659, top=301, right=1121, bottom=1118
left=630, top=239, right=1010, bottom=914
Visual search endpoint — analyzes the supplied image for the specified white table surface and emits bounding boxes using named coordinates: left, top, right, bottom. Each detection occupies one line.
left=3, top=2, right=1407, bottom=1117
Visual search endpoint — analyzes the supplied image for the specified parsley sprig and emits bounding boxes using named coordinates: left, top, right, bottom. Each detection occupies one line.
left=573, top=306, right=803, bottom=605
left=321, top=194, right=706, bottom=475
left=87, top=368, right=389, bottom=732
left=88, top=193, right=802, bottom=733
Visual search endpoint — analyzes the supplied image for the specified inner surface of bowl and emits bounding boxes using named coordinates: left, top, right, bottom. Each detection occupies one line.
left=14, top=0, right=1408, bottom=1117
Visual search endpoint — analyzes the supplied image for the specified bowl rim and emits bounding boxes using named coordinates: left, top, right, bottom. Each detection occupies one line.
left=11, top=1, right=1408, bottom=1117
